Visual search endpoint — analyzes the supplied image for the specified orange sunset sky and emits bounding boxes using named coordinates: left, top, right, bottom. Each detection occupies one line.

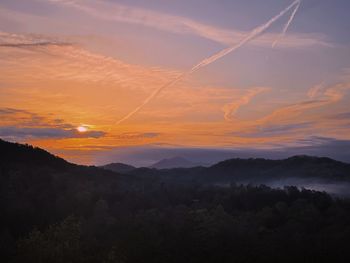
left=1, top=0, right=350, bottom=165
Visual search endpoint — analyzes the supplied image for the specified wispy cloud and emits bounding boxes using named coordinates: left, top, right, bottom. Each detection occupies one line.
left=0, top=31, right=71, bottom=47
left=0, top=31, right=265, bottom=125
left=0, top=29, right=348, bottom=152
left=0, top=126, right=105, bottom=140
left=307, top=83, right=324, bottom=99
left=114, top=132, right=160, bottom=140
left=0, top=31, right=178, bottom=92
left=223, top=87, right=269, bottom=121
left=328, top=112, right=350, bottom=120
left=225, top=81, right=350, bottom=142
left=116, top=0, right=304, bottom=124
left=45, top=0, right=331, bottom=49
left=231, top=122, right=313, bottom=138
left=258, top=83, right=350, bottom=124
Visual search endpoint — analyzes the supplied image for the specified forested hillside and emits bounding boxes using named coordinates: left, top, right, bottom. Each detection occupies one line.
left=1, top=139, right=350, bottom=263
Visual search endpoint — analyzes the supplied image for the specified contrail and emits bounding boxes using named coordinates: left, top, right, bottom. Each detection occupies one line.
left=116, top=0, right=301, bottom=125
left=272, top=0, right=301, bottom=48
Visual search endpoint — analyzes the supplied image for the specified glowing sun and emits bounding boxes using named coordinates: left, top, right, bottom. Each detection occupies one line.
left=77, top=126, right=88, bottom=133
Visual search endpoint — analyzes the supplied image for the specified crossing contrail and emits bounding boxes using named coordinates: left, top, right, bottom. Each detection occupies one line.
left=272, top=0, right=301, bottom=48
left=116, top=0, right=301, bottom=125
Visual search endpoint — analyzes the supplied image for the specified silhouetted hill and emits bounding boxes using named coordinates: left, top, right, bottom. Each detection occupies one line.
left=1, top=139, right=349, bottom=185
left=101, top=162, right=136, bottom=173
left=150, top=156, right=207, bottom=169
left=121, top=155, right=350, bottom=195
left=0, top=138, right=72, bottom=170
left=0, top=139, right=122, bottom=182
left=205, top=155, right=350, bottom=183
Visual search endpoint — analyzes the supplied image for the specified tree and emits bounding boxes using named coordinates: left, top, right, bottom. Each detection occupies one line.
left=15, top=216, right=83, bottom=263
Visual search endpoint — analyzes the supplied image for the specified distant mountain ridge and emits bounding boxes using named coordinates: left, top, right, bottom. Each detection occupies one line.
left=150, top=156, right=208, bottom=169
left=204, top=155, right=350, bottom=183
left=101, top=163, right=136, bottom=173
left=1, top=139, right=350, bottom=186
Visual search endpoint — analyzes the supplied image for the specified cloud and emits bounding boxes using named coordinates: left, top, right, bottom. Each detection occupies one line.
left=1, top=30, right=346, bottom=129
left=307, top=83, right=324, bottom=99
left=45, top=0, right=332, bottom=49
left=134, top=86, right=256, bottom=122
left=0, top=126, right=105, bottom=140
left=222, top=81, right=350, bottom=142
left=114, top=132, right=160, bottom=140
left=0, top=42, right=69, bottom=48
left=258, top=122, right=312, bottom=134
left=0, top=29, right=348, bottom=152
left=0, top=31, right=184, bottom=125
left=257, top=82, right=350, bottom=124
left=0, top=107, right=105, bottom=140
left=0, top=31, right=71, bottom=47
left=116, top=0, right=302, bottom=124
left=0, top=108, right=29, bottom=115
left=0, top=107, right=70, bottom=128
left=0, top=31, right=178, bottom=87
left=328, top=112, right=350, bottom=120
left=223, top=87, right=269, bottom=121
left=231, top=122, right=313, bottom=138
left=0, top=32, right=262, bottom=124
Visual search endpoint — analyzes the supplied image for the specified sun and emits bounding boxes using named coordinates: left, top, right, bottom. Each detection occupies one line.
left=77, top=126, right=88, bottom=133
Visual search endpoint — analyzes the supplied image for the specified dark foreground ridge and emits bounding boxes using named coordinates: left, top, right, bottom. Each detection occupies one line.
left=1, top=139, right=350, bottom=263
left=0, top=138, right=71, bottom=169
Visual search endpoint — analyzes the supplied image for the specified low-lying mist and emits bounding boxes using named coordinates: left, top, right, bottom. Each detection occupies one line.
left=268, top=179, right=350, bottom=197
left=215, top=178, right=350, bottom=197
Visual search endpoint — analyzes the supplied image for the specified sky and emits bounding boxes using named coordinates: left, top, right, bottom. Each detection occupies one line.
left=1, top=0, right=350, bottom=166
